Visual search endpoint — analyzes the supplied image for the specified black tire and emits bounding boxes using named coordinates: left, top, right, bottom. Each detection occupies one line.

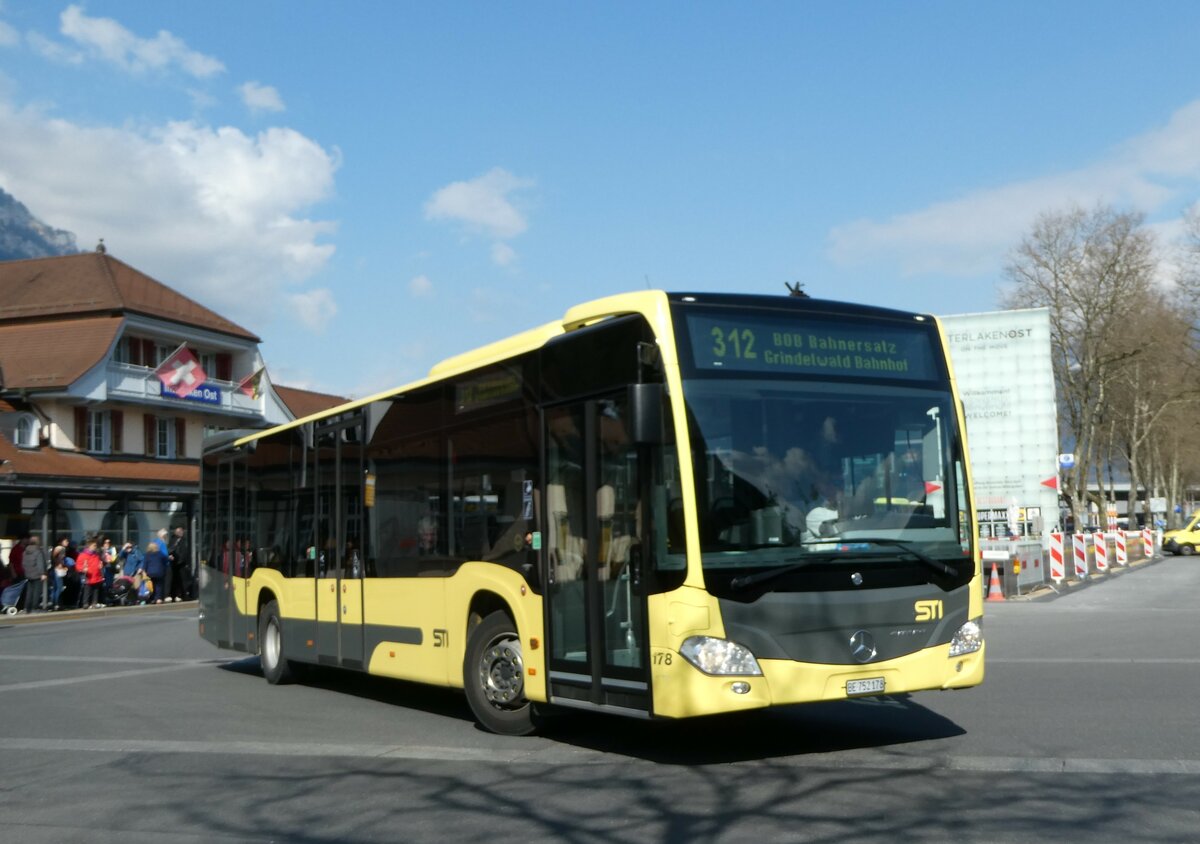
left=1181, top=544, right=1195, bottom=557
left=259, top=600, right=296, bottom=685
left=463, top=611, right=539, bottom=736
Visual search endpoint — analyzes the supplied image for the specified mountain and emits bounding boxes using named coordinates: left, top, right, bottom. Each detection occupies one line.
left=0, top=187, right=79, bottom=261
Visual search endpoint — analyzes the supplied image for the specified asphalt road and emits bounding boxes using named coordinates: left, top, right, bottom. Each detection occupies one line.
left=0, top=558, right=1197, bottom=843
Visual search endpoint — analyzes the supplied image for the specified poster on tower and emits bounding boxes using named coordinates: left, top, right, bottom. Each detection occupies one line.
left=941, top=308, right=1060, bottom=538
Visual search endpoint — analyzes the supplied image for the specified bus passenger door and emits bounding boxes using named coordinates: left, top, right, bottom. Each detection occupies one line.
left=208, top=456, right=233, bottom=648
left=230, top=458, right=253, bottom=650
left=544, top=395, right=651, bottom=715
left=314, top=418, right=366, bottom=669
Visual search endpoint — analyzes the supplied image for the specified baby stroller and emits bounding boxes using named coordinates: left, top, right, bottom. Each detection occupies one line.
left=108, top=574, right=138, bottom=607
left=2, top=579, right=26, bottom=615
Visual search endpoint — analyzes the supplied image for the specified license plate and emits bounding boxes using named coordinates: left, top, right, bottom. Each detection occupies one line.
left=846, top=677, right=886, bottom=696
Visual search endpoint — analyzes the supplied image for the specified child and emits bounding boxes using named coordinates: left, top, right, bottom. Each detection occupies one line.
left=50, top=545, right=68, bottom=610
left=76, top=540, right=105, bottom=609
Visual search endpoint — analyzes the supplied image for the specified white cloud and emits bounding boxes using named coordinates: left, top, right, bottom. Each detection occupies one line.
left=287, top=288, right=337, bottom=333
left=424, top=167, right=533, bottom=239
left=491, top=242, right=517, bottom=266
left=828, top=99, right=1200, bottom=277
left=409, top=274, right=433, bottom=297
left=0, top=20, right=18, bottom=47
left=0, top=99, right=339, bottom=330
left=239, top=81, right=285, bottom=114
left=59, top=4, right=224, bottom=78
left=27, top=30, right=82, bottom=64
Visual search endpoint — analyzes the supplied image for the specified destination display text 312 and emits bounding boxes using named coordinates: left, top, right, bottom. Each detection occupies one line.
left=686, top=313, right=939, bottom=381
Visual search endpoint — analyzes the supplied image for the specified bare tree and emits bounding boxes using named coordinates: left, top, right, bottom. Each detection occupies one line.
left=1003, top=205, right=1157, bottom=529
left=1104, top=289, right=1200, bottom=527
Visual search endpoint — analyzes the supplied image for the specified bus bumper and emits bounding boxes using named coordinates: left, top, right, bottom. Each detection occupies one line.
left=652, top=641, right=985, bottom=719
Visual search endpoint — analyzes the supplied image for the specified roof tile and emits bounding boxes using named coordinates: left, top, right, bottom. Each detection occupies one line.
left=0, top=253, right=258, bottom=341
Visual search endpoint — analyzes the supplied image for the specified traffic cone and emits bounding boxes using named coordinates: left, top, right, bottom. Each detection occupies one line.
left=986, top=562, right=1005, bottom=602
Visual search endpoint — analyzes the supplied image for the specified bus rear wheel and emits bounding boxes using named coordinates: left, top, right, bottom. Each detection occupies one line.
left=464, top=611, right=539, bottom=736
left=259, top=600, right=296, bottom=685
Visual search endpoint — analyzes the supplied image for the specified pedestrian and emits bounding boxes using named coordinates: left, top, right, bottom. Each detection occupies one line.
left=165, top=526, right=191, bottom=603
left=118, top=541, right=144, bottom=578
left=100, top=537, right=117, bottom=591
left=8, top=535, right=26, bottom=582
left=49, top=545, right=68, bottom=610
left=21, top=535, right=49, bottom=613
left=76, top=539, right=105, bottom=609
left=154, top=528, right=169, bottom=557
left=142, top=540, right=167, bottom=604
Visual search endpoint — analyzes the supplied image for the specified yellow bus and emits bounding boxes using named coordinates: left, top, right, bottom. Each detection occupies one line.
left=199, top=291, right=984, bottom=734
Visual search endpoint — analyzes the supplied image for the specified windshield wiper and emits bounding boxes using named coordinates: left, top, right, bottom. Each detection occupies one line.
left=842, top=537, right=957, bottom=578
left=727, top=539, right=958, bottom=591
left=728, top=555, right=830, bottom=591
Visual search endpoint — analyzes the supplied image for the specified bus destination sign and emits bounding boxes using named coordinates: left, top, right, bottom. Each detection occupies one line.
left=685, top=313, right=940, bottom=381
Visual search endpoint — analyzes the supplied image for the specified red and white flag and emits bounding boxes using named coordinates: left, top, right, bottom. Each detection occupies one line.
left=237, top=366, right=266, bottom=399
left=154, top=344, right=208, bottom=398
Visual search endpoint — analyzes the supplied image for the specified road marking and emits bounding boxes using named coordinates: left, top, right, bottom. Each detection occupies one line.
left=0, top=737, right=1195, bottom=776
left=0, top=658, right=236, bottom=693
left=0, top=655, right=234, bottom=665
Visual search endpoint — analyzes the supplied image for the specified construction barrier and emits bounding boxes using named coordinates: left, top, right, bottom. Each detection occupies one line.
left=1049, top=532, right=1065, bottom=583
left=1115, top=530, right=1128, bottom=566
left=1094, top=531, right=1108, bottom=571
left=1142, top=529, right=1153, bottom=559
left=1073, top=532, right=1088, bottom=578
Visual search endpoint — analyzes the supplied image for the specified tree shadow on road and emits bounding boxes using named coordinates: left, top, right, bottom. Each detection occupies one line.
left=217, top=656, right=964, bottom=764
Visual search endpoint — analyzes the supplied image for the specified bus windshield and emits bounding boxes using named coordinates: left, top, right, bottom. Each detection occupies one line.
left=682, top=378, right=969, bottom=570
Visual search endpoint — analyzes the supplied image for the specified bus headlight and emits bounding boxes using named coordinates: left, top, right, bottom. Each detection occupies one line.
left=949, top=619, right=983, bottom=657
left=679, top=636, right=763, bottom=676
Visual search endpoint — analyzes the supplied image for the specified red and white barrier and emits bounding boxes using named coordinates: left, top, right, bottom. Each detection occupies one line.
left=1073, top=533, right=1088, bottom=578
left=1049, top=532, right=1065, bottom=583
left=1142, top=529, right=1153, bottom=559
left=1115, top=530, right=1128, bottom=566
left=1094, top=531, right=1108, bottom=571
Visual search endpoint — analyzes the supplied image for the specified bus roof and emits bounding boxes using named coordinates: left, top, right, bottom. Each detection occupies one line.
left=207, top=289, right=939, bottom=452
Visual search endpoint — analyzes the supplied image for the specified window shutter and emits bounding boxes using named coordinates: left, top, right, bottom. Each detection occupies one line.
left=74, top=407, right=87, bottom=450
left=216, top=353, right=232, bottom=382
left=175, top=418, right=187, bottom=459
left=145, top=414, right=156, bottom=457
left=111, top=411, right=124, bottom=453
left=142, top=339, right=156, bottom=367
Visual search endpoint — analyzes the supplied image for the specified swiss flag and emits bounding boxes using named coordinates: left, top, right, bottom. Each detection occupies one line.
left=155, top=344, right=208, bottom=398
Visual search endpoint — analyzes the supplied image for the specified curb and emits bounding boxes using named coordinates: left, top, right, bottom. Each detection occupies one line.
left=1004, top=554, right=1168, bottom=602
left=1, top=600, right=196, bottom=625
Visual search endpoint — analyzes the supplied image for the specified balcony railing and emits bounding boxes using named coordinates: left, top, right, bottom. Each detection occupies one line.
left=106, top=362, right=264, bottom=418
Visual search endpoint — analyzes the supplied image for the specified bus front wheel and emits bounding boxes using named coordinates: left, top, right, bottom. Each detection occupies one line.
left=259, top=600, right=296, bottom=685
left=464, top=611, right=539, bottom=736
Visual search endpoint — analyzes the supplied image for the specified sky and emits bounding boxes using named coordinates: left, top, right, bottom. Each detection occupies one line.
left=2, top=2, right=1200, bottom=397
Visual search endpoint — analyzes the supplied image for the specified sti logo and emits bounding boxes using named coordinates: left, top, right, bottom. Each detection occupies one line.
left=914, top=600, right=943, bottom=622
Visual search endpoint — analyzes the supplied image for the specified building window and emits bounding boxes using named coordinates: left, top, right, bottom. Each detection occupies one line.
left=86, top=411, right=111, bottom=454
left=156, top=417, right=176, bottom=459
left=14, top=414, right=39, bottom=447
left=145, top=414, right=186, bottom=459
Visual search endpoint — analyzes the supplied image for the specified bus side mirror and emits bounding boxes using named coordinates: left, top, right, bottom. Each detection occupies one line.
left=628, top=383, right=666, bottom=445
